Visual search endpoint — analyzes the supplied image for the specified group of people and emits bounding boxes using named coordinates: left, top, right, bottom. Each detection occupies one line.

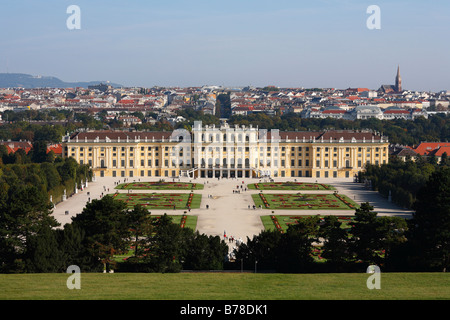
left=224, top=231, right=243, bottom=246
left=233, top=181, right=248, bottom=194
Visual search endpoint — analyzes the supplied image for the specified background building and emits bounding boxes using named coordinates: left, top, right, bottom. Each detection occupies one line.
left=62, top=123, right=389, bottom=179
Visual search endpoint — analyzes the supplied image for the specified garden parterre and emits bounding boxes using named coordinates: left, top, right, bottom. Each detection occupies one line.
left=252, top=192, right=359, bottom=210
left=115, top=181, right=204, bottom=190
left=111, top=192, right=202, bottom=209
left=248, top=181, right=335, bottom=190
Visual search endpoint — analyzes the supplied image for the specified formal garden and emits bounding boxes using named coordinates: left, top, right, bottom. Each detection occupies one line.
left=115, top=181, right=204, bottom=190
left=261, top=215, right=355, bottom=233
left=248, top=181, right=335, bottom=190
left=252, top=192, right=359, bottom=210
left=112, top=192, right=202, bottom=209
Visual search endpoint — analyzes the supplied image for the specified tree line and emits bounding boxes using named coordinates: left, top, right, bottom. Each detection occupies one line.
left=0, top=194, right=228, bottom=273
left=234, top=167, right=450, bottom=273
left=0, top=156, right=92, bottom=272
left=2, top=109, right=448, bottom=147
left=359, top=154, right=448, bottom=209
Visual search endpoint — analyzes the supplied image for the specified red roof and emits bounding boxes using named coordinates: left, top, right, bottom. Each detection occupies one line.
left=384, top=110, right=410, bottom=114
left=47, top=144, right=62, bottom=155
left=433, top=146, right=450, bottom=157
left=322, top=109, right=346, bottom=114
left=118, top=99, right=136, bottom=104
left=413, top=142, right=450, bottom=155
left=0, top=141, right=33, bottom=154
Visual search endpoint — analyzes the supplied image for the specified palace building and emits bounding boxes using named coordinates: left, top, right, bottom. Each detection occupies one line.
left=62, top=122, right=389, bottom=179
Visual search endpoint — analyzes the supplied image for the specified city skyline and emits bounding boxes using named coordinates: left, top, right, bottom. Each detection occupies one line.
left=1, top=0, right=449, bottom=91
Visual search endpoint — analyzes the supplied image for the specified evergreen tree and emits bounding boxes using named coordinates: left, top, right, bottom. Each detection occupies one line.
left=410, top=167, right=450, bottom=271
left=319, top=215, right=350, bottom=271
left=71, top=195, right=129, bottom=271
left=0, top=180, right=58, bottom=273
left=234, top=230, right=282, bottom=271
left=126, top=204, right=153, bottom=258
left=277, top=216, right=319, bottom=272
left=146, top=214, right=186, bottom=273
left=349, top=203, right=383, bottom=266
left=26, top=226, right=63, bottom=273
left=184, top=232, right=228, bottom=270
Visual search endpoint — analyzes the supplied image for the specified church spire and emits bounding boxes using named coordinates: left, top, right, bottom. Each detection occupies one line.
left=395, top=65, right=402, bottom=92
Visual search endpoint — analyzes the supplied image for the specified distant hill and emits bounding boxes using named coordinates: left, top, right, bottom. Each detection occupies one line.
left=0, top=73, right=123, bottom=89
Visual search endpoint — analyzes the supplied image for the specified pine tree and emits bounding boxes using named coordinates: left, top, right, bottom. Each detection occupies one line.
left=411, top=167, right=450, bottom=271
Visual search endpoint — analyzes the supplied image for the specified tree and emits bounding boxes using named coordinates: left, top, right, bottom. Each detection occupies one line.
left=319, top=216, right=350, bottom=271
left=234, top=230, right=282, bottom=271
left=410, top=167, right=450, bottom=271
left=71, top=195, right=129, bottom=271
left=184, top=232, right=228, bottom=270
left=126, top=204, right=153, bottom=258
left=0, top=180, right=58, bottom=272
left=25, top=226, right=63, bottom=273
left=57, top=223, right=93, bottom=272
left=349, top=203, right=383, bottom=266
left=30, top=140, right=48, bottom=163
left=441, top=152, right=449, bottom=167
left=277, top=216, right=320, bottom=272
left=375, top=216, right=408, bottom=270
left=145, top=214, right=187, bottom=273
left=40, top=162, right=62, bottom=191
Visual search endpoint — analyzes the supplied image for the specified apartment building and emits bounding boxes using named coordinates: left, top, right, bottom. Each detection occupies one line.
left=62, top=122, right=389, bottom=179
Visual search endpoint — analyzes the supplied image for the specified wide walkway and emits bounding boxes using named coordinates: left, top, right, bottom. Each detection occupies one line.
left=51, top=176, right=414, bottom=251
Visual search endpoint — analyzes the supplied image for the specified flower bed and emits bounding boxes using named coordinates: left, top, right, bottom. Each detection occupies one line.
left=271, top=215, right=284, bottom=233
left=112, top=193, right=202, bottom=209
left=115, top=182, right=204, bottom=190
left=249, top=182, right=335, bottom=191
left=252, top=193, right=359, bottom=210
left=180, top=215, right=187, bottom=228
left=259, top=193, right=270, bottom=208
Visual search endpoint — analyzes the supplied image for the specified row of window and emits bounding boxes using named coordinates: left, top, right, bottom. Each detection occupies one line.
left=102, top=169, right=353, bottom=179
left=108, top=169, right=177, bottom=178
left=68, top=145, right=386, bottom=153
left=82, top=157, right=386, bottom=169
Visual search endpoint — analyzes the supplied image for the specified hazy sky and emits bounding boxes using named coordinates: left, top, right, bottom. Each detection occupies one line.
left=1, top=0, right=449, bottom=91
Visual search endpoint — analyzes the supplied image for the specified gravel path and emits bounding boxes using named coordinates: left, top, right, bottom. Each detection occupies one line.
left=51, top=176, right=414, bottom=253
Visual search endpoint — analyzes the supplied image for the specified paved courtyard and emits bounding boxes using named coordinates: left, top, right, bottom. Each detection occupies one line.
left=51, top=176, right=414, bottom=252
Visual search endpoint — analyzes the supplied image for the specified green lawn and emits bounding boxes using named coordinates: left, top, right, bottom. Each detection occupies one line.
left=115, top=182, right=204, bottom=190
left=0, top=273, right=448, bottom=300
left=248, top=182, right=335, bottom=190
left=252, top=193, right=358, bottom=210
left=151, top=214, right=198, bottom=230
left=112, top=193, right=202, bottom=209
left=261, top=215, right=354, bottom=233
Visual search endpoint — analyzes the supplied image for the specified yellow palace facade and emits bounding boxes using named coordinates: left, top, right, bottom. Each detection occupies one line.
left=62, top=122, right=389, bottom=179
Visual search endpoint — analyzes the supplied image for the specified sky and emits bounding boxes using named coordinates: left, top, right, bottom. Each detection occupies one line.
left=1, top=0, right=449, bottom=91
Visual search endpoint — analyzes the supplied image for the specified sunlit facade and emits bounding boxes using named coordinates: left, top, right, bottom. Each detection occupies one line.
left=62, top=122, right=389, bottom=179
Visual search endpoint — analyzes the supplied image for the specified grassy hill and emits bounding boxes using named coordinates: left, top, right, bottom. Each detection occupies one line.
left=0, top=273, right=448, bottom=300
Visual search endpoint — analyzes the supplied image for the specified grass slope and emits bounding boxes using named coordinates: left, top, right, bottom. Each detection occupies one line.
left=0, top=273, right=448, bottom=300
